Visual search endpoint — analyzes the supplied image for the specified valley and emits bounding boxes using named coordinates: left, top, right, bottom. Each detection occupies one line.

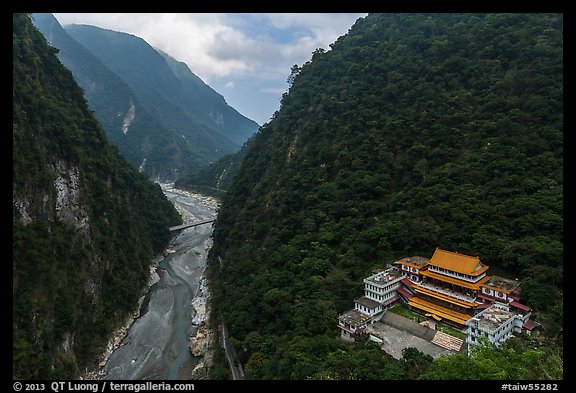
left=13, top=12, right=563, bottom=381
left=97, top=185, right=218, bottom=380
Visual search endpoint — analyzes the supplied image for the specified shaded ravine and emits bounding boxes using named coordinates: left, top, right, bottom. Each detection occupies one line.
left=99, top=184, right=218, bottom=380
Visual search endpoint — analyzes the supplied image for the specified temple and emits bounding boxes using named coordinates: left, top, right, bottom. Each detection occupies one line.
left=338, top=248, right=538, bottom=347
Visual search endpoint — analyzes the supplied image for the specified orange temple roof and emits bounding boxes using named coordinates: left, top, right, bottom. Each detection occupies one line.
left=413, top=286, right=479, bottom=308
left=429, top=248, right=489, bottom=276
left=407, top=297, right=471, bottom=325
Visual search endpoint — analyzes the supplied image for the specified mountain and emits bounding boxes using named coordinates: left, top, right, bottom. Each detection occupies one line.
left=13, top=14, right=182, bottom=379
left=206, top=13, right=563, bottom=379
left=30, top=13, right=201, bottom=180
left=63, top=22, right=259, bottom=179
left=158, top=49, right=259, bottom=147
left=31, top=14, right=259, bottom=181
left=175, top=137, right=253, bottom=198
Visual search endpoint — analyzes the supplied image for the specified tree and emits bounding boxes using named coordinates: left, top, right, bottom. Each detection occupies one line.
left=420, top=338, right=562, bottom=380
left=287, top=64, right=301, bottom=87
left=401, top=347, right=433, bottom=379
left=208, top=13, right=563, bottom=380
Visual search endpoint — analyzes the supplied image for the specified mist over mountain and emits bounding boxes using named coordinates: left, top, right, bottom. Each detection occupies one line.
left=32, top=13, right=259, bottom=181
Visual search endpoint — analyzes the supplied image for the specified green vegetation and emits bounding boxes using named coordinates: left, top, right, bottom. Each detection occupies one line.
left=31, top=14, right=259, bottom=181
left=207, top=13, right=562, bottom=379
left=175, top=137, right=256, bottom=198
left=420, top=336, right=563, bottom=380
left=388, top=304, right=467, bottom=340
left=389, top=303, right=426, bottom=323
left=13, top=14, right=182, bottom=379
left=64, top=22, right=258, bottom=179
left=435, top=325, right=467, bottom=341
left=389, top=303, right=423, bottom=321
left=30, top=13, right=204, bottom=180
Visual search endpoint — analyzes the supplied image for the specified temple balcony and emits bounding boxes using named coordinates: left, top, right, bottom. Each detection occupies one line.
left=415, top=280, right=477, bottom=304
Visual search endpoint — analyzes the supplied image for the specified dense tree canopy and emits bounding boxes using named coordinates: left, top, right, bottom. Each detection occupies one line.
left=13, top=14, right=182, bottom=379
left=31, top=13, right=259, bottom=181
left=207, top=13, right=562, bottom=379
left=175, top=136, right=256, bottom=198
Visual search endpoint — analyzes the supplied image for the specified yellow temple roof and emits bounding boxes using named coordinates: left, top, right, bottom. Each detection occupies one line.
left=429, top=248, right=489, bottom=276
left=407, top=297, right=471, bottom=325
left=413, top=286, right=479, bottom=308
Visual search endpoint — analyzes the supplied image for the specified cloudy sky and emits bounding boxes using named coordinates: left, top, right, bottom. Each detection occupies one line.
left=53, top=13, right=367, bottom=126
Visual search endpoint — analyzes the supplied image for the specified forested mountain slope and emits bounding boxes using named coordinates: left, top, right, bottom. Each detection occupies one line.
left=64, top=23, right=259, bottom=179
left=32, top=14, right=259, bottom=181
left=31, top=13, right=203, bottom=180
left=158, top=49, right=259, bottom=147
left=175, top=137, right=254, bottom=198
left=207, top=13, right=563, bottom=379
left=13, top=14, right=182, bottom=379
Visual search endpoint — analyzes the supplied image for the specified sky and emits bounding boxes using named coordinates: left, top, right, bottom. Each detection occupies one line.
left=53, top=13, right=368, bottom=126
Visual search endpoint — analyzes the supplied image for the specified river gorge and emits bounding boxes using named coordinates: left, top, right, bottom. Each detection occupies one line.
left=93, top=184, right=218, bottom=380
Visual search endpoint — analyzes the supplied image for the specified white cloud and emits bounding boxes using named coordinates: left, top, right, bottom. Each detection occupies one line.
left=260, top=87, right=287, bottom=94
left=266, top=13, right=362, bottom=31
left=55, top=13, right=247, bottom=80
left=53, top=13, right=366, bottom=83
left=52, top=13, right=366, bottom=126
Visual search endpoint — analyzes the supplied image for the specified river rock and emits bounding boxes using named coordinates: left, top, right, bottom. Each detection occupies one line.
left=190, top=322, right=215, bottom=379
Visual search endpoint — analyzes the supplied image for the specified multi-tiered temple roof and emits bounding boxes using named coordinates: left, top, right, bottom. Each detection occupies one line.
left=427, top=248, right=489, bottom=276
left=338, top=248, right=535, bottom=348
left=395, top=248, right=530, bottom=327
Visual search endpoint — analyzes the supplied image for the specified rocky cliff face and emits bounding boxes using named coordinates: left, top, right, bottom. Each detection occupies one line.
left=32, top=14, right=260, bottom=182
left=52, top=160, right=90, bottom=234
left=189, top=276, right=216, bottom=379
left=13, top=13, right=182, bottom=379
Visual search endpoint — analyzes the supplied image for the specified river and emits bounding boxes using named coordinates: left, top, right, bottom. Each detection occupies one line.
left=99, top=184, right=219, bottom=380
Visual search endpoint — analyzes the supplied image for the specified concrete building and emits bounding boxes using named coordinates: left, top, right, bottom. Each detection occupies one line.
left=337, top=309, right=371, bottom=342
left=353, top=268, right=404, bottom=320
left=395, top=248, right=533, bottom=328
left=338, top=248, right=537, bottom=348
left=465, top=303, right=531, bottom=347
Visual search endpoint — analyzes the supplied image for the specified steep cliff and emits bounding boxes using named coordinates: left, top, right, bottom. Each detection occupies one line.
left=32, top=14, right=259, bottom=181
left=30, top=13, right=203, bottom=181
left=13, top=14, right=182, bottom=379
left=207, top=13, right=563, bottom=379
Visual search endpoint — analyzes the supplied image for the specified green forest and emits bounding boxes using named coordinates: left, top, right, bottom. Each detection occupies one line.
left=207, top=13, right=563, bottom=379
left=13, top=14, right=182, bottom=379
left=63, top=22, right=258, bottom=179
left=175, top=137, right=254, bottom=198
left=31, top=13, right=259, bottom=181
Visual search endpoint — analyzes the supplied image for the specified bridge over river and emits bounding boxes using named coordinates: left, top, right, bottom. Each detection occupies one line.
left=169, top=219, right=215, bottom=232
